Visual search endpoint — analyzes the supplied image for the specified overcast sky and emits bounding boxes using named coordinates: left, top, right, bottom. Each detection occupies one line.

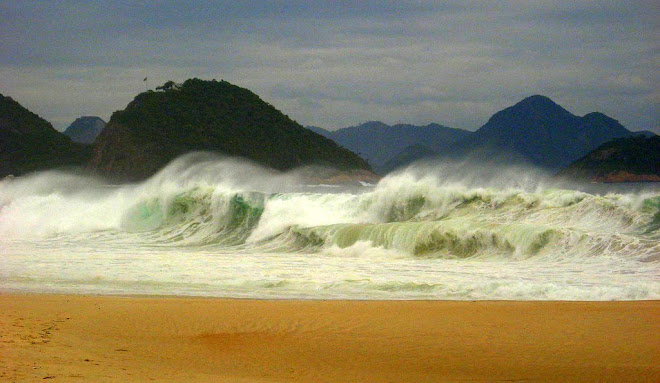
left=1, top=1, right=658, bottom=132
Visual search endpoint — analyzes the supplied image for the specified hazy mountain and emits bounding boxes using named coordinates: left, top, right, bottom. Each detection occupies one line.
left=378, top=144, right=438, bottom=174
left=63, top=116, right=106, bottom=144
left=308, top=121, right=472, bottom=171
left=89, top=79, right=372, bottom=182
left=0, top=93, right=91, bottom=177
left=444, top=95, right=633, bottom=169
left=305, top=125, right=333, bottom=138
left=557, top=135, right=660, bottom=182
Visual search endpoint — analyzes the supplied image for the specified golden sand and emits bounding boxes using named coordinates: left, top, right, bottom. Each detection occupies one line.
left=2, top=294, right=658, bottom=382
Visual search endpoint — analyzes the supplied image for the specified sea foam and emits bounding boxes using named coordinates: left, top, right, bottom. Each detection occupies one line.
left=1, top=154, right=658, bottom=300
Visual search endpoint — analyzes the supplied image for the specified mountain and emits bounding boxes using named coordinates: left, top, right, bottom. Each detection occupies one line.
left=379, top=144, right=437, bottom=174
left=88, top=79, right=372, bottom=182
left=63, top=116, right=106, bottom=144
left=0, top=93, right=91, bottom=178
left=305, top=125, right=333, bottom=138
left=631, top=130, right=657, bottom=138
left=444, top=95, right=633, bottom=169
left=557, top=135, right=660, bottom=182
left=308, top=121, right=472, bottom=172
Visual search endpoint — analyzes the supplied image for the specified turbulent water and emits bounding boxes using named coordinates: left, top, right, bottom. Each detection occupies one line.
left=1, top=154, right=659, bottom=300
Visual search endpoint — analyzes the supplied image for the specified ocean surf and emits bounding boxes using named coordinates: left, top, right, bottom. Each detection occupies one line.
left=1, top=154, right=658, bottom=300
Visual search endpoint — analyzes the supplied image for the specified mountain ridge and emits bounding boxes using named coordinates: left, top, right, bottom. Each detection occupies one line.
left=307, top=121, right=472, bottom=172
left=443, top=95, right=633, bottom=169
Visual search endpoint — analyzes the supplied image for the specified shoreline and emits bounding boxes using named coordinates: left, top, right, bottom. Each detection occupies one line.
left=5, top=288, right=660, bottom=302
left=2, top=293, right=659, bottom=382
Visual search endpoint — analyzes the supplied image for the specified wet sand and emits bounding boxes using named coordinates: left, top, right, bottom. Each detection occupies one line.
left=1, top=294, right=659, bottom=382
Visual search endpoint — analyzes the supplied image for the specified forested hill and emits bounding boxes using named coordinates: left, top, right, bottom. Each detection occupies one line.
left=0, top=93, right=91, bottom=177
left=89, top=79, right=372, bottom=181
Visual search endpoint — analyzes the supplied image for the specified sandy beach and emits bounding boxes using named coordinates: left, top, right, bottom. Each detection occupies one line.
left=1, top=294, right=659, bottom=382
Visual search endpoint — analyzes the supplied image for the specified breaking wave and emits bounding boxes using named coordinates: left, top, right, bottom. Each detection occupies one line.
left=1, top=154, right=658, bottom=262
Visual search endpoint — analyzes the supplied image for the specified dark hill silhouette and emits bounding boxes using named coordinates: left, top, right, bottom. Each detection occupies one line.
left=557, top=135, right=660, bottom=182
left=89, top=79, right=371, bottom=182
left=444, top=95, right=633, bottom=169
left=0, top=93, right=91, bottom=177
left=63, top=116, right=106, bottom=144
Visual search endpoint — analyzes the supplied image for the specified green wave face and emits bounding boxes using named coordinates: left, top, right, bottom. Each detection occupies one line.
left=122, top=198, right=166, bottom=232
left=110, top=180, right=660, bottom=260
left=641, top=196, right=660, bottom=235
left=2, top=159, right=659, bottom=301
left=121, top=188, right=265, bottom=245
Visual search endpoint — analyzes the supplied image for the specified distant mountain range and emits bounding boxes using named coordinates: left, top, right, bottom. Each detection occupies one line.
left=63, top=116, right=106, bottom=144
left=440, top=95, right=634, bottom=170
left=313, top=95, right=648, bottom=174
left=89, top=79, right=372, bottom=182
left=308, top=122, right=471, bottom=173
left=379, top=144, right=438, bottom=175
left=0, top=93, right=91, bottom=178
left=2, top=87, right=657, bottom=183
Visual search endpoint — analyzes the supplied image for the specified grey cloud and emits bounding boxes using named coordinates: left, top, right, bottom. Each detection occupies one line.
left=1, top=1, right=657, bottom=133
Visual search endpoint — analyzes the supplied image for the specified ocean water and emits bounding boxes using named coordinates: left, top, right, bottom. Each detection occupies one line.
left=1, top=154, right=659, bottom=300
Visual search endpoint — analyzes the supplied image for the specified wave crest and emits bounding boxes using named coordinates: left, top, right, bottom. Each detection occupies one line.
left=0, top=157, right=658, bottom=261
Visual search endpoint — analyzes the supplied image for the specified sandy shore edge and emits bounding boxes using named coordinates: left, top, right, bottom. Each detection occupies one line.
left=2, top=293, right=659, bottom=382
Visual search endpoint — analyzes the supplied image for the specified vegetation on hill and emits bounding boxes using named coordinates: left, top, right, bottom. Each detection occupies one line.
left=0, top=94, right=91, bottom=177
left=89, top=79, right=371, bottom=181
left=558, top=135, right=660, bottom=182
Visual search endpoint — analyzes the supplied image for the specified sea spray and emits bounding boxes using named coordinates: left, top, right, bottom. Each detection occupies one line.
left=1, top=155, right=658, bottom=300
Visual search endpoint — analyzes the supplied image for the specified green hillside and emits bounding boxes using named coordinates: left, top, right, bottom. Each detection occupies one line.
left=89, top=79, right=371, bottom=181
left=0, top=94, right=91, bottom=177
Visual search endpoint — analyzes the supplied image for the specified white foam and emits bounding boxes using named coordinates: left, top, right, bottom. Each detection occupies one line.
left=1, top=156, right=658, bottom=300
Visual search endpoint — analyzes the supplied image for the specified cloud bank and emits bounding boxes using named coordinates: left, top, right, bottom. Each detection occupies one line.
left=1, top=1, right=657, bottom=132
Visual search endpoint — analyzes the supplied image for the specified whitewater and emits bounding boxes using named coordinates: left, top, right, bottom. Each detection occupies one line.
left=1, top=153, right=659, bottom=300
